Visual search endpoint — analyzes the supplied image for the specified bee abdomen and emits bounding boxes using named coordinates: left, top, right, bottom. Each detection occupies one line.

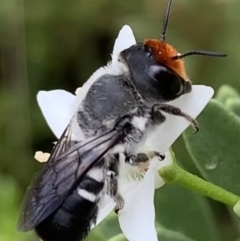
left=35, top=170, right=104, bottom=241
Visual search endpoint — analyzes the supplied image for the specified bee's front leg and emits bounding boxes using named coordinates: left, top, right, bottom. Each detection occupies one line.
left=151, top=104, right=199, bottom=133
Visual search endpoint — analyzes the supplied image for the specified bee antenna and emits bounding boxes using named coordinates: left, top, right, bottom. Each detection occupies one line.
left=160, top=0, right=173, bottom=42
left=172, top=50, right=227, bottom=60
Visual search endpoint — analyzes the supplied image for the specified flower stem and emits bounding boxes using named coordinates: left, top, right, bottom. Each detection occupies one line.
left=159, top=164, right=240, bottom=207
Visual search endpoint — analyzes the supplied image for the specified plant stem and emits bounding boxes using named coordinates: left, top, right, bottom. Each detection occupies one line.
left=159, top=164, right=240, bottom=207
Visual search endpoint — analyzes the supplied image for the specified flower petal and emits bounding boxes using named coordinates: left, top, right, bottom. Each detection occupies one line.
left=118, top=168, right=158, bottom=241
left=147, top=85, right=214, bottom=153
left=111, top=25, right=136, bottom=74
left=37, top=90, right=76, bottom=138
left=112, top=25, right=136, bottom=62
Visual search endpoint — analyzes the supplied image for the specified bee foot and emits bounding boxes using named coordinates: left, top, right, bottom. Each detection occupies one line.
left=114, top=194, right=124, bottom=214
left=154, top=151, right=165, bottom=161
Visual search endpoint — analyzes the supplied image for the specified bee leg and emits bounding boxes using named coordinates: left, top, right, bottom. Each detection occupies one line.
left=125, top=151, right=165, bottom=172
left=151, top=104, right=199, bottom=133
left=125, top=153, right=149, bottom=165
left=151, top=105, right=166, bottom=125
left=126, top=151, right=165, bottom=165
left=114, top=194, right=125, bottom=214
left=106, top=163, right=125, bottom=214
left=151, top=151, right=165, bottom=161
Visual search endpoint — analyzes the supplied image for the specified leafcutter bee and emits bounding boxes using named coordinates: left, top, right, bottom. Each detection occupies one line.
left=18, top=0, right=226, bottom=240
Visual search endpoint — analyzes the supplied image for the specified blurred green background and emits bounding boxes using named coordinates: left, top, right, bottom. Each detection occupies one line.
left=0, top=0, right=239, bottom=240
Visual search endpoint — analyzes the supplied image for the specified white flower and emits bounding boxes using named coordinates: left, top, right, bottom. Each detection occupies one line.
left=36, top=26, right=214, bottom=241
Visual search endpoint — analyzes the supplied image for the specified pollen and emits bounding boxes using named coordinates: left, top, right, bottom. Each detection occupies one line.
left=144, top=39, right=188, bottom=80
left=34, top=151, right=50, bottom=163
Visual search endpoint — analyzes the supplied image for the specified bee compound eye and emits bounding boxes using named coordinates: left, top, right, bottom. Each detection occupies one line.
left=148, top=64, right=184, bottom=99
left=149, top=65, right=173, bottom=82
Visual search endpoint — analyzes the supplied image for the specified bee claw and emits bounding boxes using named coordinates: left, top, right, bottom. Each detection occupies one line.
left=154, top=151, right=165, bottom=161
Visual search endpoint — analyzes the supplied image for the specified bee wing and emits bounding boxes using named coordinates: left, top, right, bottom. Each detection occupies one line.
left=18, top=126, right=123, bottom=232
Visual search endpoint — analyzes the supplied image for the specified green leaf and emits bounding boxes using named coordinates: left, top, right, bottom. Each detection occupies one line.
left=108, top=233, right=126, bottom=241
left=87, top=212, right=121, bottom=241
left=183, top=100, right=240, bottom=195
left=157, top=227, right=196, bottom=241
left=229, top=208, right=240, bottom=236
left=225, top=98, right=240, bottom=117
left=0, top=175, right=34, bottom=241
left=216, top=85, right=239, bottom=104
left=155, top=184, right=220, bottom=241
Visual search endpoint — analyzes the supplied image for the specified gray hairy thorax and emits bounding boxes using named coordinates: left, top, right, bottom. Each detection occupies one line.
left=77, top=72, right=153, bottom=164
left=77, top=74, right=148, bottom=138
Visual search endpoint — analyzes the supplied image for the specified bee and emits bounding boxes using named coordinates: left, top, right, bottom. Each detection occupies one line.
left=18, top=0, right=226, bottom=241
